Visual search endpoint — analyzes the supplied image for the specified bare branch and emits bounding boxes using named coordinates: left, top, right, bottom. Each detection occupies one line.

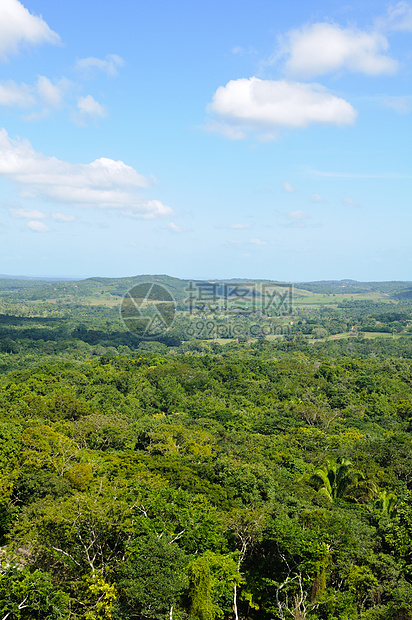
left=169, top=530, right=186, bottom=545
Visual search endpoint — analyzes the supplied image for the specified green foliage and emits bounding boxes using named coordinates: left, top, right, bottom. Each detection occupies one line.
left=188, top=552, right=240, bottom=620
left=2, top=279, right=412, bottom=618
left=114, top=536, right=186, bottom=619
left=64, top=462, right=93, bottom=491
left=76, top=572, right=117, bottom=620
left=309, top=457, right=378, bottom=503
left=0, top=567, right=69, bottom=619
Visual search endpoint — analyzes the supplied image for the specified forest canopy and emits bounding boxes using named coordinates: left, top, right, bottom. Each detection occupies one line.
left=1, top=275, right=412, bottom=619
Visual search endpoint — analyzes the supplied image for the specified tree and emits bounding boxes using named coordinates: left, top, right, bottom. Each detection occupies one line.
left=114, top=536, right=187, bottom=620
left=13, top=483, right=131, bottom=579
left=188, top=552, right=241, bottom=620
left=0, top=567, right=69, bottom=620
left=310, top=457, right=377, bottom=503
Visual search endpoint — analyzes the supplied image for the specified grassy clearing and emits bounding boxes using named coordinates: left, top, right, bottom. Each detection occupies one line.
left=292, top=291, right=394, bottom=306
left=307, top=331, right=406, bottom=343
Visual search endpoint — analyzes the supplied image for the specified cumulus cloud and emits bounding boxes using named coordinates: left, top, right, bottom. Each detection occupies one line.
left=75, top=54, right=125, bottom=76
left=0, top=68, right=116, bottom=126
left=77, top=95, right=105, bottom=117
left=74, top=95, right=106, bottom=125
left=0, top=129, right=173, bottom=219
left=207, top=78, right=356, bottom=140
left=27, top=220, right=50, bottom=232
left=278, top=22, right=398, bottom=79
left=0, top=76, right=79, bottom=121
left=0, top=0, right=60, bottom=61
left=0, top=76, right=69, bottom=109
left=11, top=207, right=47, bottom=219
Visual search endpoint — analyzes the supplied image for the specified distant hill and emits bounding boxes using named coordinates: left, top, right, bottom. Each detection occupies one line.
left=294, top=280, right=412, bottom=295
left=1, top=275, right=412, bottom=300
left=393, top=288, right=412, bottom=300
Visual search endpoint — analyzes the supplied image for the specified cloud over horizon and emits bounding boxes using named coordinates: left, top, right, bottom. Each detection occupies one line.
left=0, top=129, right=173, bottom=219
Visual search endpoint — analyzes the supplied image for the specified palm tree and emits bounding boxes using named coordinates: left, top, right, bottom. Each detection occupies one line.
left=310, top=457, right=377, bottom=503
left=374, top=490, right=398, bottom=517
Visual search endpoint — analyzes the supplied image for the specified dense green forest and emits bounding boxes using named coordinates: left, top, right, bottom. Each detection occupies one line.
left=2, top=275, right=412, bottom=619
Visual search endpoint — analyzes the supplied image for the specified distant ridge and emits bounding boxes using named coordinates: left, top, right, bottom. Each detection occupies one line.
left=294, top=280, right=412, bottom=295
left=1, top=275, right=412, bottom=299
left=0, top=274, right=81, bottom=281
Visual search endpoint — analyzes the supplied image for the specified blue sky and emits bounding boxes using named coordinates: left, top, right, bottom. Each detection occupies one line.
left=1, top=0, right=412, bottom=281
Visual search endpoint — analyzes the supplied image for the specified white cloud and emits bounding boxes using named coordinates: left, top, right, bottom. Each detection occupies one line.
left=378, top=2, right=412, bottom=32
left=36, top=76, right=70, bottom=108
left=77, top=95, right=106, bottom=117
left=74, top=95, right=106, bottom=125
left=231, top=45, right=257, bottom=56
left=208, top=78, right=356, bottom=140
left=0, top=72, right=111, bottom=127
left=0, top=129, right=173, bottom=219
left=250, top=237, right=267, bottom=245
left=0, top=76, right=71, bottom=118
left=121, top=201, right=172, bottom=220
left=279, top=22, right=397, bottom=79
left=0, top=82, right=106, bottom=125
left=310, top=193, right=326, bottom=203
left=282, top=181, right=296, bottom=193
left=0, top=0, right=60, bottom=61
left=11, top=207, right=47, bottom=219
left=27, top=220, right=50, bottom=232
left=383, top=95, right=412, bottom=114
left=52, top=213, right=75, bottom=222
left=0, top=80, right=34, bottom=107
left=230, top=223, right=250, bottom=229
left=204, top=120, right=246, bottom=140
left=167, top=222, right=183, bottom=233
left=287, top=210, right=308, bottom=220
left=343, top=196, right=360, bottom=208
left=280, top=210, right=312, bottom=228
left=75, top=54, right=125, bottom=76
